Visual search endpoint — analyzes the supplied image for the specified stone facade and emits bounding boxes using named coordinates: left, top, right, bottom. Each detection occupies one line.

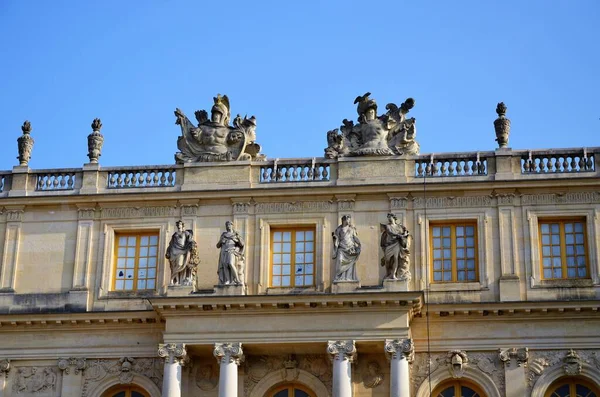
left=0, top=107, right=599, bottom=396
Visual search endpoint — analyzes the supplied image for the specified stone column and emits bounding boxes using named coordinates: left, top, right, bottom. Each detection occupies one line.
left=0, top=360, right=10, bottom=397
left=58, top=357, right=86, bottom=397
left=158, top=343, right=187, bottom=397
left=214, top=342, right=244, bottom=397
left=327, top=340, right=356, bottom=397
left=499, top=348, right=528, bottom=397
left=0, top=207, right=24, bottom=292
left=385, top=339, right=414, bottom=397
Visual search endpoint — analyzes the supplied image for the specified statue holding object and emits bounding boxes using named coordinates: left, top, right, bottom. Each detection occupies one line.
left=166, top=220, right=200, bottom=286
left=216, top=221, right=245, bottom=286
left=174, top=94, right=265, bottom=163
left=325, top=92, right=419, bottom=158
left=332, top=215, right=361, bottom=282
left=380, top=213, right=411, bottom=281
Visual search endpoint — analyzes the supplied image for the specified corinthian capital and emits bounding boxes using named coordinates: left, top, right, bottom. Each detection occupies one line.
left=214, top=343, right=244, bottom=365
left=327, top=340, right=356, bottom=363
left=385, top=339, right=414, bottom=362
left=158, top=343, right=187, bottom=365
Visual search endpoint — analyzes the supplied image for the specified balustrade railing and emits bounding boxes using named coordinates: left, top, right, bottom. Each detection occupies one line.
left=521, top=149, right=595, bottom=174
left=415, top=153, right=488, bottom=177
left=260, top=159, right=331, bottom=183
left=107, top=167, right=177, bottom=189
left=35, top=171, right=78, bottom=191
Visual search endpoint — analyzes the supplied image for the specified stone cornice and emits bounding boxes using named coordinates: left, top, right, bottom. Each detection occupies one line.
left=0, top=310, right=161, bottom=329
left=149, top=291, right=423, bottom=318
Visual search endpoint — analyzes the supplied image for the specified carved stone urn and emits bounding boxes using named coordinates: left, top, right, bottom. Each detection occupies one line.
left=494, top=102, right=510, bottom=148
left=87, top=118, right=104, bottom=164
left=17, top=120, right=34, bottom=166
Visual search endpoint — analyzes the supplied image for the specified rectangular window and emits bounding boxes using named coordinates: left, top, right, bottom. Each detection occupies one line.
left=113, top=232, right=159, bottom=291
left=430, top=222, right=478, bottom=282
left=539, top=219, right=588, bottom=279
left=271, top=228, right=315, bottom=288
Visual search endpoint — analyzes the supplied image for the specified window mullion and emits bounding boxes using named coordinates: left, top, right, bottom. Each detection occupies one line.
left=134, top=235, right=141, bottom=290
left=451, top=226, right=457, bottom=282
left=290, top=230, right=296, bottom=287
left=559, top=222, right=567, bottom=278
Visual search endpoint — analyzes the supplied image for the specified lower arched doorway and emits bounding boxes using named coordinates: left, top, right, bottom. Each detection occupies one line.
left=432, top=379, right=486, bottom=397
left=267, top=383, right=316, bottom=397
left=101, top=385, right=150, bottom=397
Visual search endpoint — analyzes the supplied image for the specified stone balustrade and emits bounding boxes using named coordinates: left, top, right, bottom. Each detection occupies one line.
left=106, top=166, right=178, bottom=189
left=35, top=170, right=80, bottom=191
left=0, top=147, right=597, bottom=196
left=260, top=158, right=332, bottom=183
left=521, top=148, right=595, bottom=174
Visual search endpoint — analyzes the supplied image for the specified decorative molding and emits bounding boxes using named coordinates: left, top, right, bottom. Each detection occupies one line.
left=337, top=199, right=355, bottom=211
left=413, top=196, right=492, bottom=208
left=214, top=342, right=244, bottom=365
left=495, top=193, right=516, bottom=206
left=101, top=206, right=177, bottom=219
left=385, top=339, right=414, bottom=363
left=327, top=340, right=356, bottom=363
left=82, top=357, right=163, bottom=397
left=181, top=204, right=199, bottom=216
left=563, top=349, right=583, bottom=376
left=58, top=357, right=87, bottom=375
left=158, top=343, right=187, bottom=366
left=521, top=192, right=599, bottom=205
left=526, top=349, right=600, bottom=388
left=255, top=201, right=332, bottom=214
left=361, top=360, right=384, bottom=388
left=498, top=347, right=529, bottom=368
left=446, top=350, right=469, bottom=378
left=6, top=209, right=24, bottom=222
left=232, top=201, right=252, bottom=214
left=78, top=208, right=96, bottom=220
left=390, top=197, right=409, bottom=209
left=13, top=366, right=57, bottom=394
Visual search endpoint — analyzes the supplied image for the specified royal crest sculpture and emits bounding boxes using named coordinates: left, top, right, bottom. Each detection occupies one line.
left=174, top=94, right=265, bottom=163
left=325, top=92, right=419, bottom=158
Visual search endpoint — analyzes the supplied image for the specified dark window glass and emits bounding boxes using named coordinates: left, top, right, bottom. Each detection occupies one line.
left=274, top=390, right=289, bottom=397
left=111, top=393, right=126, bottom=397
left=295, top=390, right=310, bottom=397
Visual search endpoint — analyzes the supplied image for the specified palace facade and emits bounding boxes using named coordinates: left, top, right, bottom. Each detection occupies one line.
left=0, top=98, right=599, bottom=397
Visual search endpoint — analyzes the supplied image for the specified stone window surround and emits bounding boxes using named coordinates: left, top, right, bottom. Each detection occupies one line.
left=525, top=207, right=599, bottom=288
left=415, top=209, right=491, bottom=292
left=254, top=214, right=326, bottom=294
left=97, top=220, right=169, bottom=299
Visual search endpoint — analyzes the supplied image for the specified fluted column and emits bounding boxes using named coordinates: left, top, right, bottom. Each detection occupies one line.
left=385, top=339, right=414, bottom=397
left=214, top=342, right=244, bottom=397
left=327, top=340, right=356, bottom=397
left=158, top=343, right=187, bottom=397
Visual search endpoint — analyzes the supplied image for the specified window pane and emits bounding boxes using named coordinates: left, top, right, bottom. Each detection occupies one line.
left=296, top=231, right=305, bottom=241
left=272, top=276, right=281, bottom=286
left=148, top=246, right=157, bottom=256
left=282, top=276, right=290, bottom=286
left=575, top=222, right=584, bottom=232
left=551, top=223, right=559, bottom=233
left=137, top=280, right=146, bottom=289
left=283, top=243, right=292, bottom=253
left=305, top=242, right=314, bottom=252
left=125, top=280, right=133, bottom=290
left=149, top=235, right=158, bottom=245
left=295, top=253, right=305, bottom=263
left=282, top=265, right=291, bottom=275
left=442, top=227, right=451, bottom=237
left=305, top=253, right=314, bottom=263
left=466, top=226, right=474, bottom=236
left=296, top=242, right=305, bottom=252
left=433, top=227, right=441, bottom=237
left=305, top=231, right=314, bottom=240
left=139, top=247, right=148, bottom=257
left=273, top=232, right=282, bottom=242
left=295, top=276, right=304, bottom=286
left=140, top=236, right=149, bottom=245
left=148, top=268, right=156, bottom=278
left=305, top=264, right=313, bottom=274
left=115, top=280, right=124, bottom=290
left=273, top=254, right=281, bottom=265
left=148, top=257, right=157, bottom=267
left=283, top=232, right=291, bottom=242
left=273, top=266, right=281, bottom=276
left=304, top=275, right=313, bottom=285
left=128, top=236, right=136, bottom=245
left=456, top=226, right=464, bottom=236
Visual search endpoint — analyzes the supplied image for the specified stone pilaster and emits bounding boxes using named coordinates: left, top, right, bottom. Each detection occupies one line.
left=214, top=342, right=244, bottom=397
left=0, top=207, right=24, bottom=292
left=385, top=339, right=414, bottom=397
left=159, top=343, right=187, bottom=397
left=498, top=347, right=528, bottom=397
left=58, top=357, right=86, bottom=397
left=327, top=340, right=356, bottom=397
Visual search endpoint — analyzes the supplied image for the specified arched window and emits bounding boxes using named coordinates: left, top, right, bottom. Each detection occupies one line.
left=432, top=380, right=486, bottom=397
left=268, top=383, right=316, bottom=397
left=101, top=385, right=150, bottom=397
left=545, top=377, right=599, bottom=397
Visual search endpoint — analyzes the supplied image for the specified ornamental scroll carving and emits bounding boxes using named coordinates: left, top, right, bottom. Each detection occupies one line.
left=498, top=347, right=529, bottom=368
left=57, top=357, right=86, bottom=375
left=526, top=349, right=600, bottom=388
left=13, top=366, right=57, bottom=394
left=214, top=343, right=244, bottom=365
left=82, top=358, right=163, bottom=397
left=158, top=344, right=188, bottom=366
left=244, top=354, right=332, bottom=396
left=385, top=339, right=414, bottom=362
left=255, top=201, right=332, bottom=214
left=327, top=340, right=356, bottom=363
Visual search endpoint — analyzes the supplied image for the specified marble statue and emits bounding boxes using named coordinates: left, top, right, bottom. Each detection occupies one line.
left=325, top=92, right=419, bottom=158
left=165, top=221, right=199, bottom=286
left=174, top=94, right=265, bottom=163
left=216, top=221, right=245, bottom=285
left=380, top=213, right=411, bottom=281
left=332, top=215, right=361, bottom=282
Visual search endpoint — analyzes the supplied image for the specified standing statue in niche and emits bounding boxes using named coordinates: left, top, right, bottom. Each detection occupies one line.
left=174, top=94, right=265, bottom=163
left=166, top=221, right=199, bottom=286
left=380, top=213, right=411, bottom=281
left=332, top=215, right=361, bottom=282
left=325, top=92, right=419, bottom=158
left=216, top=221, right=245, bottom=285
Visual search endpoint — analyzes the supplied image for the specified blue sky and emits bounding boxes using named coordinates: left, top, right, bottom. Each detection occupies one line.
left=0, top=1, right=598, bottom=169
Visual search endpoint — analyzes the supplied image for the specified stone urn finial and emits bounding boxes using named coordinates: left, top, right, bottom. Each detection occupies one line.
left=494, top=102, right=511, bottom=149
left=17, top=120, right=34, bottom=166
left=87, top=118, right=104, bottom=164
